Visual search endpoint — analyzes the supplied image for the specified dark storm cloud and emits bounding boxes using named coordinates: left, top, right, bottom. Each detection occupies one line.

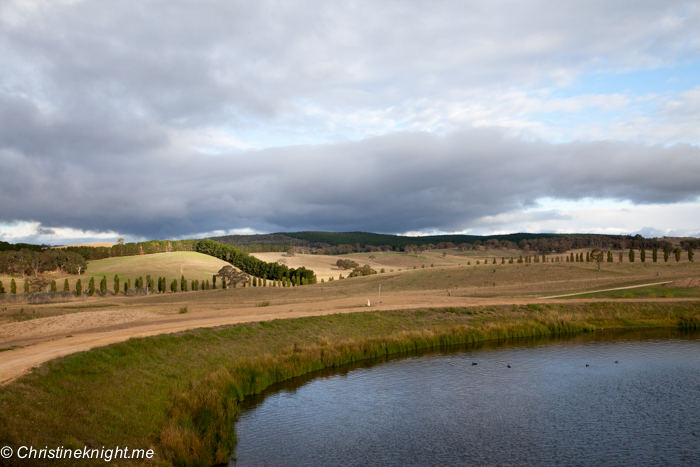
left=1, top=1, right=699, bottom=238
left=2, top=128, right=699, bottom=237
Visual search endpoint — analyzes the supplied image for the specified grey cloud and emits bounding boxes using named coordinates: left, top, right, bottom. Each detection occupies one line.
left=2, top=1, right=699, bottom=127
left=2, top=128, right=699, bottom=238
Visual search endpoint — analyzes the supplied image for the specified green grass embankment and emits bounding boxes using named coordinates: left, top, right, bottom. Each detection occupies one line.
left=1, top=302, right=699, bottom=466
left=559, top=285, right=700, bottom=299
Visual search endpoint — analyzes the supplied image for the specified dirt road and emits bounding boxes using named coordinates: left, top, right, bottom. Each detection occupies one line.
left=1, top=289, right=698, bottom=385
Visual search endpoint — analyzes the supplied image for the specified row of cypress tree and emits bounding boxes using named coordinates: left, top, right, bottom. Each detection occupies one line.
left=466, top=246, right=694, bottom=266
left=627, top=246, right=692, bottom=263
left=0, top=270, right=309, bottom=296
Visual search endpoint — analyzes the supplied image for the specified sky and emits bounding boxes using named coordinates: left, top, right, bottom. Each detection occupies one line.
left=1, top=0, right=699, bottom=245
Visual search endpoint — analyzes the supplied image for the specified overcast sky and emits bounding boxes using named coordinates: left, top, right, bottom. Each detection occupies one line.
left=1, top=0, right=699, bottom=244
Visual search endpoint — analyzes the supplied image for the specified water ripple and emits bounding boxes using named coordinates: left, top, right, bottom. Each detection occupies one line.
left=233, top=330, right=700, bottom=467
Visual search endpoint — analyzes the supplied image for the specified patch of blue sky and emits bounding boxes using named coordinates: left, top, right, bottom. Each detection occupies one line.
left=206, top=106, right=410, bottom=153
left=531, top=197, right=633, bottom=212
left=553, top=61, right=700, bottom=98
left=517, top=93, right=664, bottom=143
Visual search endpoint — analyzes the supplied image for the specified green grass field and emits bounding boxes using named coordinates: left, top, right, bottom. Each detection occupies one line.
left=560, top=285, right=700, bottom=299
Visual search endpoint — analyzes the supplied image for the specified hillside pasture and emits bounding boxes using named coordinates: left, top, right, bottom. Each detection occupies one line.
left=85, top=251, right=229, bottom=282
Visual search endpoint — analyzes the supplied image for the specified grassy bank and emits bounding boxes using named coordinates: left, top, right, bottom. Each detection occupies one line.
left=559, top=284, right=700, bottom=299
left=1, top=302, right=699, bottom=466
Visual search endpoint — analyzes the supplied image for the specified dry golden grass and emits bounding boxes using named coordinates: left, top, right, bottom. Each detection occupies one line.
left=1, top=253, right=698, bottom=332
left=84, top=251, right=229, bottom=281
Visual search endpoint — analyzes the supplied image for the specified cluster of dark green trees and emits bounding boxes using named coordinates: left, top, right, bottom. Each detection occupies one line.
left=0, top=241, right=43, bottom=252
left=196, top=239, right=316, bottom=284
left=336, top=259, right=360, bottom=270
left=347, top=265, right=377, bottom=277
left=0, top=249, right=87, bottom=276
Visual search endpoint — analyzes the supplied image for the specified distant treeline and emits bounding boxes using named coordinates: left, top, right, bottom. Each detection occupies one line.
left=64, top=240, right=200, bottom=261
left=210, top=234, right=308, bottom=247
left=0, top=240, right=44, bottom=252
left=282, top=231, right=552, bottom=247
left=681, top=239, right=700, bottom=250
left=459, top=234, right=678, bottom=255
left=212, top=231, right=689, bottom=255
left=0, top=249, right=87, bottom=276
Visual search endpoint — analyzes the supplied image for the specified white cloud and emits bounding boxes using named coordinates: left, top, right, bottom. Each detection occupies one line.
left=466, top=200, right=700, bottom=237
left=0, top=221, right=125, bottom=245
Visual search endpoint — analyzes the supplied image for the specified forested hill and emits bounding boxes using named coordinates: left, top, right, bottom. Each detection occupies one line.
left=212, top=231, right=695, bottom=255
left=211, top=232, right=568, bottom=249
left=280, top=231, right=585, bottom=248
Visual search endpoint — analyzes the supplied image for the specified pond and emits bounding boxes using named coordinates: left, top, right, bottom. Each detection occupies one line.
left=232, top=329, right=700, bottom=466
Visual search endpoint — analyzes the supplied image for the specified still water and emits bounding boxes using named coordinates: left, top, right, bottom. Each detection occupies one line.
left=233, top=330, right=700, bottom=466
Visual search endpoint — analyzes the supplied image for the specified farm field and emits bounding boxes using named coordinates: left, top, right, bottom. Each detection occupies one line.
left=0, top=249, right=698, bottom=371
left=85, top=251, right=229, bottom=282
left=0, top=251, right=230, bottom=294
left=1, top=250, right=699, bottom=328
